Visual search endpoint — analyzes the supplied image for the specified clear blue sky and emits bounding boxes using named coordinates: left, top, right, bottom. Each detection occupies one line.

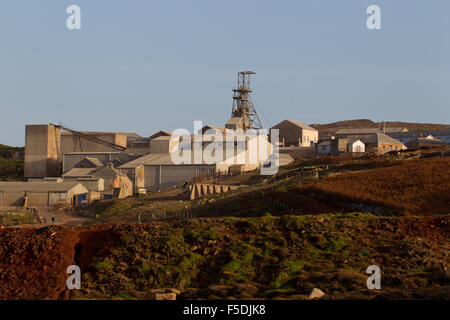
left=1, top=0, right=449, bottom=146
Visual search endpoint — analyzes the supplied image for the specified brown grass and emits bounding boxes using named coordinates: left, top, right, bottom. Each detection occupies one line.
left=294, top=157, right=450, bottom=216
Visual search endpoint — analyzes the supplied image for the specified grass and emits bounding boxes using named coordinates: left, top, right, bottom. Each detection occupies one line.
left=93, top=259, right=115, bottom=272
left=92, top=200, right=132, bottom=218
left=0, top=212, right=36, bottom=225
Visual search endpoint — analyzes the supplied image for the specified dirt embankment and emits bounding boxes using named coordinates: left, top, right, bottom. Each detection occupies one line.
left=0, top=215, right=448, bottom=300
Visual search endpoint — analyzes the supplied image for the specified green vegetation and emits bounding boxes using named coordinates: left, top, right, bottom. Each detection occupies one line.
left=92, top=200, right=132, bottom=217
left=0, top=212, right=36, bottom=225
left=93, top=259, right=115, bottom=272
left=0, top=144, right=24, bottom=181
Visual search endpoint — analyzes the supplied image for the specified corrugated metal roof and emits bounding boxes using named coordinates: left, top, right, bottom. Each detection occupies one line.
left=62, top=168, right=95, bottom=178
left=272, top=119, right=318, bottom=131
left=335, top=127, right=406, bottom=135
left=81, top=157, right=103, bottom=167
left=285, top=119, right=318, bottom=131
left=362, top=133, right=405, bottom=146
left=120, top=150, right=241, bottom=168
left=0, top=181, right=85, bottom=192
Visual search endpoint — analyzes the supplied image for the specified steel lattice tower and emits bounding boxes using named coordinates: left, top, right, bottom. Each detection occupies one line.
left=231, top=71, right=263, bottom=130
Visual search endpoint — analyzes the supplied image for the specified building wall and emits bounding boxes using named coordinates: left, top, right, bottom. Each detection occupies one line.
left=301, top=129, right=319, bottom=147
left=149, top=138, right=178, bottom=154
left=366, top=142, right=404, bottom=154
left=48, top=192, right=69, bottom=206
left=127, top=142, right=150, bottom=155
left=331, top=139, right=349, bottom=155
left=377, top=143, right=404, bottom=154
left=272, top=121, right=318, bottom=147
left=349, top=141, right=365, bottom=153
left=27, top=193, right=49, bottom=207
left=62, top=152, right=123, bottom=172
left=75, top=178, right=104, bottom=192
left=112, top=175, right=133, bottom=198
left=60, top=132, right=127, bottom=155
left=317, top=144, right=331, bottom=155
left=24, top=125, right=61, bottom=178
left=143, top=164, right=216, bottom=191
left=66, top=184, right=89, bottom=205
left=0, top=192, right=25, bottom=206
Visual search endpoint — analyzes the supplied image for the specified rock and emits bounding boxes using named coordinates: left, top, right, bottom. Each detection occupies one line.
left=168, top=288, right=181, bottom=295
left=308, top=288, right=325, bottom=300
left=155, top=293, right=177, bottom=300
left=149, top=288, right=178, bottom=300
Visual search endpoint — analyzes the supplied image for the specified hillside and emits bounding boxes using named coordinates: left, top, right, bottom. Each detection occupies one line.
left=0, top=144, right=24, bottom=181
left=0, top=148, right=448, bottom=300
left=0, top=215, right=448, bottom=300
left=310, top=119, right=450, bottom=136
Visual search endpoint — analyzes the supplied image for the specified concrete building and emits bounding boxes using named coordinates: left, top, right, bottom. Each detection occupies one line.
left=271, top=119, right=318, bottom=147
left=330, top=138, right=349, bottom=156
left=150, top=136, right=179, bottom=154
left=63, top=159, right=133, bottom=199
left=388, top=129, right=450, bottom=145
left=317, top=140, right=331, bottom=155
left=0, top=181, right=88, bottom=207
left=62, top=152, right=136, bottom=173
left=24, top=124, right=61, bottom=178
left=362, top=133, right=406, bottom=154
left=120, top=130, right=272, bottom=192
left=347, top=139, right=365, bottom=154
left=334, top=127, right=408, bottom=140
left=150, top=130, right=172, bottom=140
left=127, top=137, right=150, bottom=156
left=405, top=136, right=448, bottom=149
left=60, top=131, right=141, bottom=155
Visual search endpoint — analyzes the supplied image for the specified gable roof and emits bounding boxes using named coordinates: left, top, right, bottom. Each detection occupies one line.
left=362, top=133, right=405, bottom=146
left=202, top=125, right=226, bottom=134
left=335, top=127, right=407, bottom=135
left=272, top=119, right=318, bottom=131
left=74, top=157, right=104, bottom=168
left=149, top=130, right=172, bottom=141
left=347, top=138, right=364, bottom=145
left=0, top=181, right=87, bottom=193
left=62, top=168, right=96, bottom=178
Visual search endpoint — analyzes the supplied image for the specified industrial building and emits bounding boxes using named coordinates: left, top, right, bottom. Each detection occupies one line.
left=0, top=181, right=88, bottom=207
left=334, top=127, right=408, bottom=139
left=120, top=128, right=272, bottom=192
left=362, top=133, right=406, bottom=154
left=329, top=138, right=365, bottom=156
left=63, top=160, right=133, bottom=199
left=24, top=123, right=144, bottom=178
left=24, top=124, right=61, bottom=178
left=404, top=135, right=448, bottom=149
left=62, top=152, right=136, bottom=173
left=271, top=119, right=319, bottom=147
left=20, top=72, right=278, bottom=198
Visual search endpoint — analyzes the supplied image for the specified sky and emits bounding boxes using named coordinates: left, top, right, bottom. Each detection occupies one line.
left=0, top=0, right=449, bottom=146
